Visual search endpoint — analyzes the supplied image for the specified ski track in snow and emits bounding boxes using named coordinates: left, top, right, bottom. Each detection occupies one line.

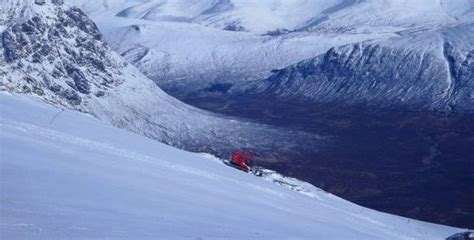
left=4, top=120, right=214, bottom=183
left=1, top=119, right=288, bottom=199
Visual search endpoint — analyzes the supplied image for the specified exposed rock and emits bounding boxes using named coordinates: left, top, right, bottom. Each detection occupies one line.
left=1, top=3, right=121, bottom=108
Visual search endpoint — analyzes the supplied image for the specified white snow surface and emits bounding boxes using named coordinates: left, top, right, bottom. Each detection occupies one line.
left=0, top=92, right=462, bottom=239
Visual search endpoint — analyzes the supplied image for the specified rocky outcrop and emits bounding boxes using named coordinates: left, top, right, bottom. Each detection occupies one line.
left=1, top=2, right=124, bottom=106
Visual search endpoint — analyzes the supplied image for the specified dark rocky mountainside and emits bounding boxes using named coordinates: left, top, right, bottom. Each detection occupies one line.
left=247, top=24, right=474, bottom=113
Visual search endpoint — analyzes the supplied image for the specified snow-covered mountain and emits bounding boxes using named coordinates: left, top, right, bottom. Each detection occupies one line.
left=249, top=23, right=474, bottom=112
left=76, top=0, right=394, bottom=96
left=71, top=0, right=474, bottom=112
left=0, top=0, right=323, bottom=157
left=0, top=92, right=463, bottom=239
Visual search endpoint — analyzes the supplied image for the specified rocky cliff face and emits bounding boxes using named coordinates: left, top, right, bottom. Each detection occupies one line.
left=1, top=2, right=125, bottom=108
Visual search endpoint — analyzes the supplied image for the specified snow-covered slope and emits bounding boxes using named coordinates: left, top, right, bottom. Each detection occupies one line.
left=0, top=0, right=323, bottom=157
left=0, top=92, right=463, bottom=239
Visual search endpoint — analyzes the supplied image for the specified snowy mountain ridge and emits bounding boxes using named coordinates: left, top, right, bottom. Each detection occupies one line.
left=70, top=0, right=471, bottom=34
left=0, top=91, right=463, bottom=239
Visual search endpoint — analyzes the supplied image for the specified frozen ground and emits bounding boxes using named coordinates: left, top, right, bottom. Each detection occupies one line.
left=0, top=92, right=463, bottom=239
